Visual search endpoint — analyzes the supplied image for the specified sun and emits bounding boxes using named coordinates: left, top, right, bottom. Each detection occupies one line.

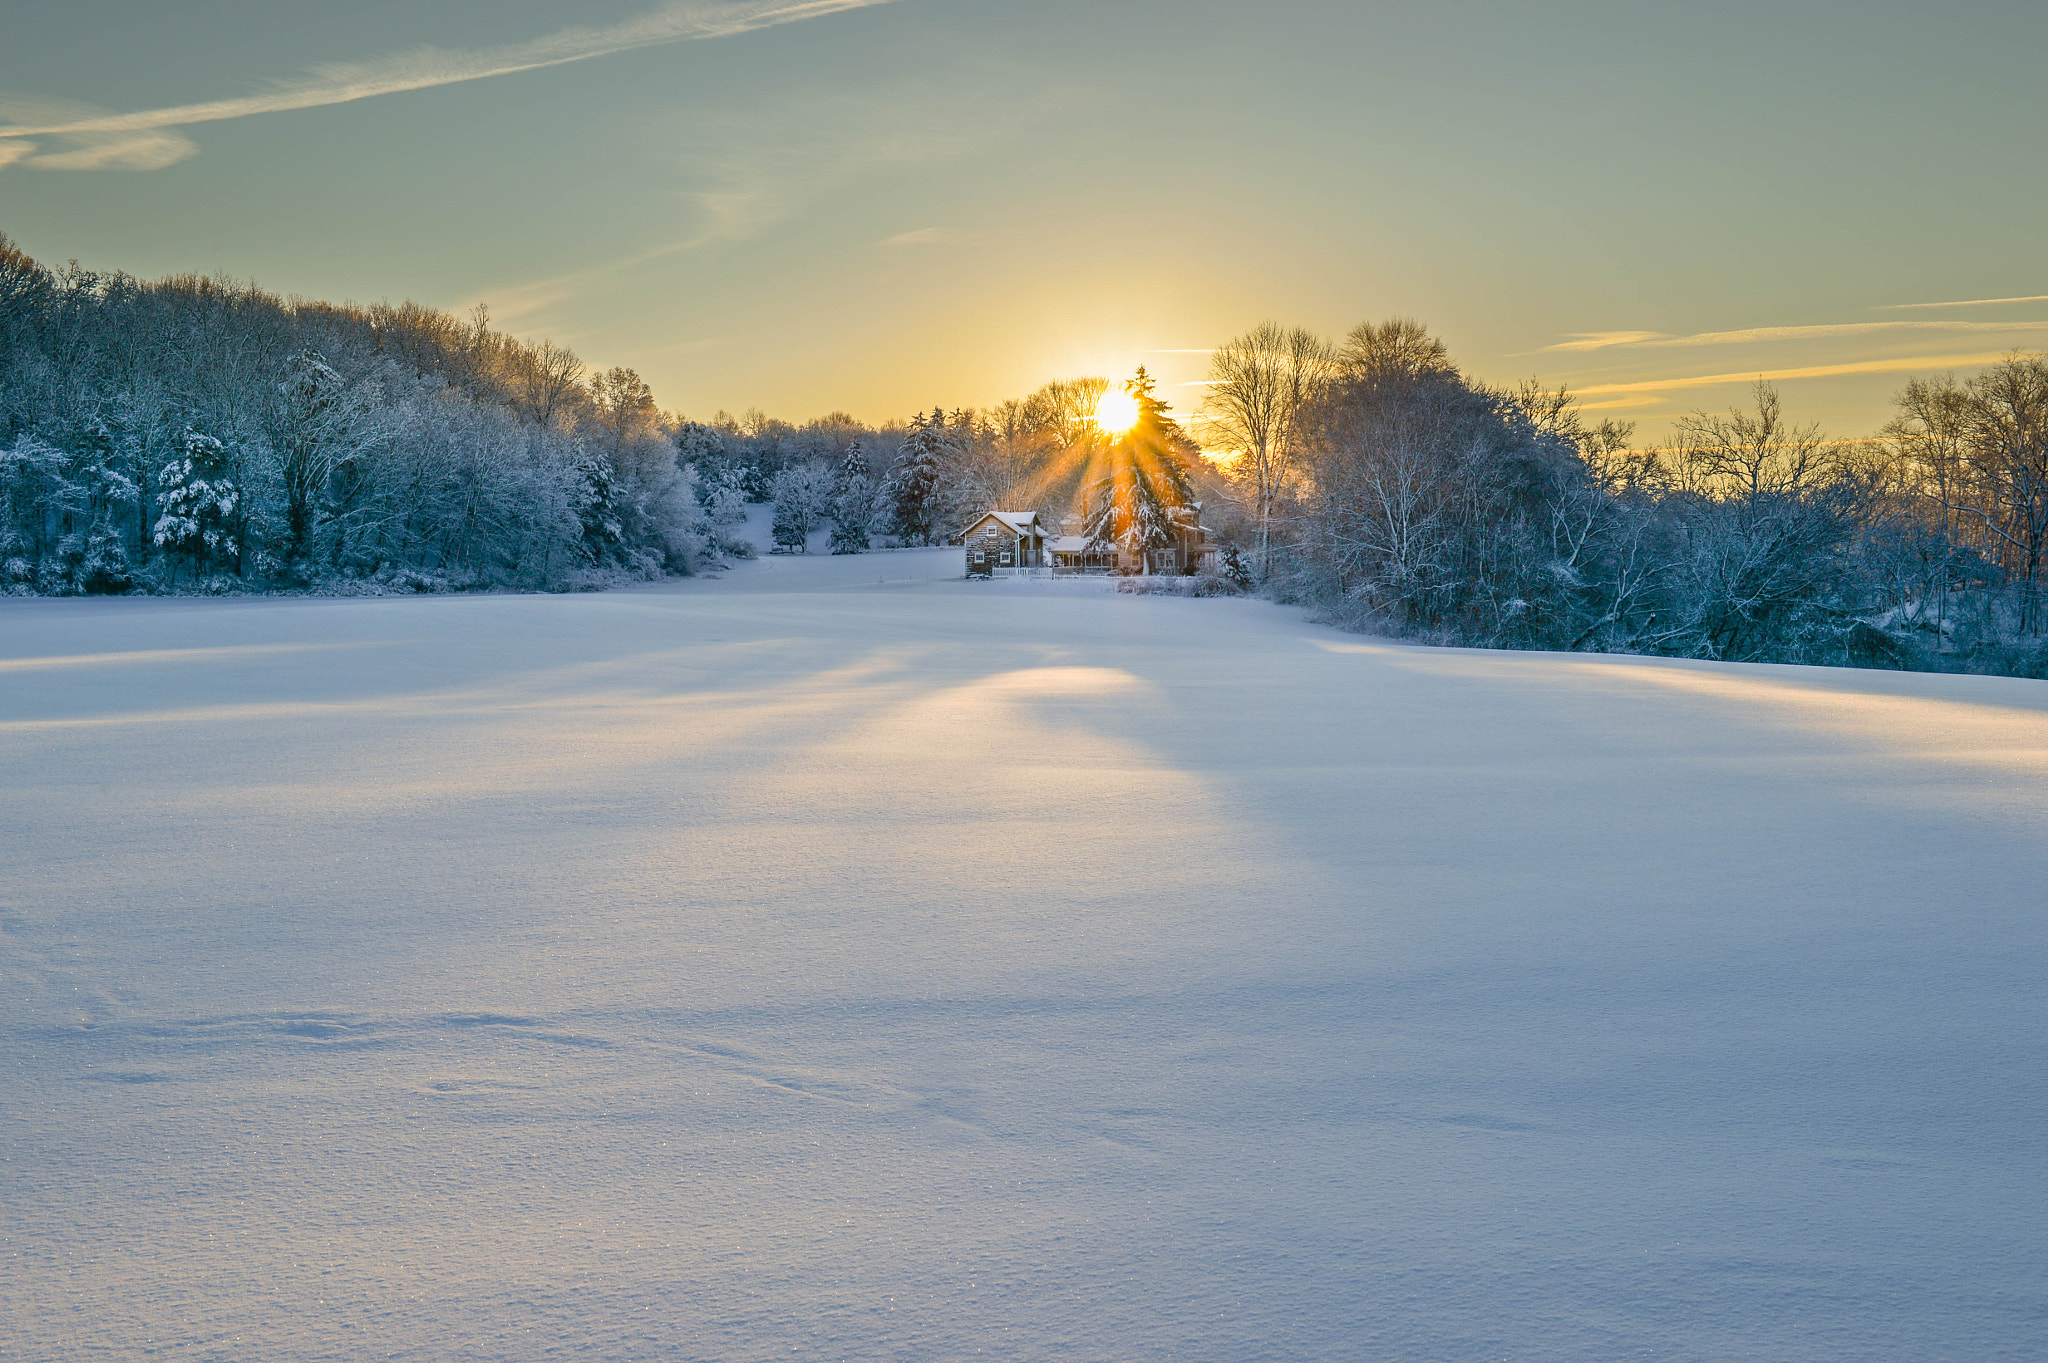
left=1093, top=387, right=1140, bottom=435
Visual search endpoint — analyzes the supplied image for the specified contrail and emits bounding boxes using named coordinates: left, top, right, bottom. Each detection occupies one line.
left=1571, top=352, right=2018, bottom=397
left=1878, top=293, right=2048, bottom=311
left=0, top=0, right=894, bottom=167
left=1541, top=320, right=2048, bottom=354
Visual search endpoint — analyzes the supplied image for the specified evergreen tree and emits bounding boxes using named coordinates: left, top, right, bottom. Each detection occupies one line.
left=1220, top=543, right=1255, bottom=591
left=42, top=417, right=138, bottom=593
left=698, top=463, right=749, bottom=528
left=888, top=410, right=948, bottom=545
left=1082, top=369, right=1197, bottom=569
left=77, top=522, right=135, bottom=594
left=770, top=461, right=830, bottom=552
left=153, top=431, right=242, bottom=581
left=575, top=451, right=625, bottom=563
left=69, top=418, right=138, bottom=592
left=829, top=442, right=873, bottom=554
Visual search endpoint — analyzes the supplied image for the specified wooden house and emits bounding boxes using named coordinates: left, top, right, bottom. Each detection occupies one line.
left=1049, top=536, right=1118, bottom=574
left=1048, top=506, right=1220, bottom=576
left=1134, top=507, right=1221, bottom=576
left=961, top=511, right=1049, bottom=577
left=962, top=505, right=1222, bottom=578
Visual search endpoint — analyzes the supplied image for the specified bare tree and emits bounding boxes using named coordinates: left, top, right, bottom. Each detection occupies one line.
left=510, top=340, right=586, bottom=429
left=1202, top=322, right=1335, bottom=575
left=1882, top=373, right=1978, bottom=636
left=1959, top=355, right=2048, bottom=632
left=1670, top=380, right=1836, bottom=497
left=1340, top=317, right=1454, bottom=383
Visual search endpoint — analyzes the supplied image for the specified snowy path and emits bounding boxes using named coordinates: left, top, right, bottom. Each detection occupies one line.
left=3, top=553, right=2046, bottom=1361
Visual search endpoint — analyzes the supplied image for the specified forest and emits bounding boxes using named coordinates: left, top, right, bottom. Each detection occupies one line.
left=3, top=233, right=2043, bottom=676
left=1209, top=319, right=2048, bottom=677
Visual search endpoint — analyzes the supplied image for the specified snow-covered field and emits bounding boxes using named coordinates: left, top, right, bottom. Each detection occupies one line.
left=4, top=545, right=2046, bottom=1361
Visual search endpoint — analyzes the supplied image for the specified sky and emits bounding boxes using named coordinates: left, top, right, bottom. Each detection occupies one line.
left=2, top=0, right=2045, bottom=440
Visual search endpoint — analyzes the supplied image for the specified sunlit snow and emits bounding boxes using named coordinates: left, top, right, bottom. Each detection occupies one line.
left=4, top=547, right=2045, bottom=1360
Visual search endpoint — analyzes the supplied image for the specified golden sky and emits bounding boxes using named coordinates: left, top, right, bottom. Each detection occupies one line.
left=5, top=0, right=2044, bottom=440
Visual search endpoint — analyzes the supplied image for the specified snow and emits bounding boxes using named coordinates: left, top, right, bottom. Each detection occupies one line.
left=3, top=547, right=2046, bottom=1361
left=976, top=511, right=1044, bottom=535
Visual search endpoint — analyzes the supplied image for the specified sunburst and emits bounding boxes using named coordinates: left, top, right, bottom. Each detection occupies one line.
left=1093, top=388, right=1140, bottom=435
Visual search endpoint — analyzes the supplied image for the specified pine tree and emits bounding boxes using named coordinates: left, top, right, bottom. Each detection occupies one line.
left=575, top=451, right=625, bottom=564
left=69, top=417, right=138, bottom=592
left=699, top=464, right=749, bottom=528
left=888, top=410, right=948, bottom=545
left=770, top=461, right=830, bottom=552
left=829, top=442, right=873, bottom=554
left=44, top=417, right=138, bottom=592
left=78, top=523, right=134, bottom=594
left=153, top=431, right=242, bottom=582
left=1082, top=369, right=1197, bottom=570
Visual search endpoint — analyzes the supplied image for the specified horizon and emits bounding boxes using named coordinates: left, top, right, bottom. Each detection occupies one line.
left=5, top=0, right=2045, bottom=439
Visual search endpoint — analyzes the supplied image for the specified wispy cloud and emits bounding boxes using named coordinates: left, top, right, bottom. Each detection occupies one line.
left=468, top=190, right=772, bottom=324
left=1879, top=293, right=2048, bottom=311
left=0, top=96, right=197, bottom=171
left=1572, top=352, right=2019, bottom=398
left=1541, top=320, right=2048, bottom=353
left=1573, top=396, right=1667, bottom=411
left=879, top=227, right=960, bottom=247
left=469, top=73, right=1067, bottom=333
left=1541, top=331, right=1669, bottom=352
left=0, top=0, right=896, bottom=172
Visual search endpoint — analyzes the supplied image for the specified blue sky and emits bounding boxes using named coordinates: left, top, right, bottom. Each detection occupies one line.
left=3, top=0, right=2044, bottom=437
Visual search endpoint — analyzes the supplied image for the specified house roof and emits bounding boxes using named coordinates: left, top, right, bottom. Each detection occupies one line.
left=1049, top=536, right=1101, bottom=552
left=960, top=510, right=1043, bottom=538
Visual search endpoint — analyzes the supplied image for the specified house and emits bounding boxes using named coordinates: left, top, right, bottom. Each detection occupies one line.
left=1054, top=506, right=1220, bottom=576
left=1135, top=505, right=1221, bottom=576
left=962, top=505, right=1223, bottom=578
left=960, top=510, right=1049, bottom=577
left=1049, top=536, right=1118, bottom=574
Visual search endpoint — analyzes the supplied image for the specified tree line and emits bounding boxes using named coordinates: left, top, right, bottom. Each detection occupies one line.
left=9, top=233, right=2042, bottom=677
left=0, top=234, right=702, bottom=593
left=0, top=230, right=1214, bottom=592
left=1202, top=318, right=2048, bottom=676
left=685, top=370, right=1223, bottom=560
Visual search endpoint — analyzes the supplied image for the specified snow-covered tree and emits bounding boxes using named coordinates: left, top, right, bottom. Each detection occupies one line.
left=575, top=450, right=626, bottom=563
left=699, top=463, right=749, bottom=528
left=829, top=442, right=874, bottom=554
left=770, top=461, right=832, bottom=552
left=63, top=417, right=139, bottom=593
left=153, top=431, right=242, bottom=581
left=1083, top=370, right=1198, bottom=567
left=888, top=410, right=948, bottom=545
left=0, top=436, right=71, bottom=586
left=0, top=235, right=715, bottom=592
left=268, top=349, right=382, bottom=566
